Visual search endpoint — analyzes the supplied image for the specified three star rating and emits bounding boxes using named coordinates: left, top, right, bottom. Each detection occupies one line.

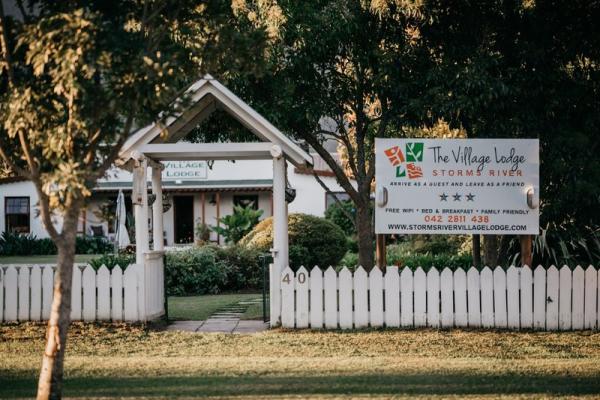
left=439, top=192, right=476, bottom=201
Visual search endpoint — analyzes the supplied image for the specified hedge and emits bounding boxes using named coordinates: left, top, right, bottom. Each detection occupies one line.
left=0, top=232, right=113, bottom=256
left=240, top=213, right=347, bottom=268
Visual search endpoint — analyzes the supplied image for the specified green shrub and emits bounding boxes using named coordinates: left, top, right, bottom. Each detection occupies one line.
left=325, top=200, right=356, bottom=236
left=392, top=235, right=467, bottom=256
left=212, top=205, right=263, bottom=244
left=75, top=236, right=114, bottom=254
left=340, top=251, right=359, bottom=267
left=89, top=253, right=135, bottom=270
left=240, top=213, right=347, bottom=267
left=0, top=232, right=113, bottom=256
left=165, top=247, right=229, bottom=295
left=214, top=244, right=263, bottom=290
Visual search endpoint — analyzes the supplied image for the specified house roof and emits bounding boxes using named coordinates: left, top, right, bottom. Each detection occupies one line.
left=94, top=179, right=272, bottom=192
left=119, top=75, right=313, bottom=167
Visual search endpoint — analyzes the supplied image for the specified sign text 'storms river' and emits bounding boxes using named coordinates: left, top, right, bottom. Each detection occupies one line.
left=375, top=138, right=539, bottom=235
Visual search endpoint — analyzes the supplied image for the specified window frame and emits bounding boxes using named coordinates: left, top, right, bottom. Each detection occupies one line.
left=5, top=196, right=31, bottom=234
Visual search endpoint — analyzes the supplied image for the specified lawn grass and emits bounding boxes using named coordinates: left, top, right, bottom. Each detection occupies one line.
left=168, top=293, right=263, bottom=320
left=1, top=323, right=599, bottom=399
left=0, top=254, right=102, bottom=264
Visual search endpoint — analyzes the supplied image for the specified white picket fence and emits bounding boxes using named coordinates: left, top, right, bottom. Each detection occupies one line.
left=0, top=259, right=163, bottom=322
left=274, top=265, right=599, bottom=331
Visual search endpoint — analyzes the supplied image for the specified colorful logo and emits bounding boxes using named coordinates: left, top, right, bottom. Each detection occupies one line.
left=385, top=142, right=423, bottom=179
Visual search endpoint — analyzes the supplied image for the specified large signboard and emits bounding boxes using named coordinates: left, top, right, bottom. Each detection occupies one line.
left=161, top=161, right=208, bottom=181
left=375, top=138, right=539, bottom=235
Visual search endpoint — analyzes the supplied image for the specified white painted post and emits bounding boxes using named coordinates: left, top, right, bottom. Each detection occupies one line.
left=271, top=146, right=288, bottom=327
left=97, top=265, right=111, bottom=320
left=546, top=265, right=560, bottom=330
left=310, top=266, right=324, bottom=329
left=493, top=267, right=507, bottom=328
left=4, top=266, right=17, bottom=321
left=338, top=267, right=353, bottom=329
left=385, top=266, right=400, bottom=328
left=467, top=267, right=481, bottom=327
left=30, top=266, right=42, bottom=321
left=281, top=266, right=295, bottom=328
left=413, top=267, right=427, bottom=327
left=440, top=268, right=453, bottom=328
left=123, top=264, right=139, bottom=321
left=296, top=266, right=309, bottom=328
left=506, top=266, right=520, bottom=329
left=0, top=267, right=3, bottom=322
left=324, top=267, right=338, bottom=329
left=71, top=265, right=82, bottom=321
left=572, top=265, right=585, bottom=330
left=151, top=166, right=164, bottom=251
left=111, top=266, right=124, bottom=321
left=82, top=266, right=96, bottom=321
left=520, top=265, right=533, bottom=329
left=133, top=156, right=149, bottom=266
left=269, top=263, right=281, bottom=327
left=583, top=265, right=598, bottom=330
left=533, top=265, right=546, bottom=330
left=272, top=149, right=288, bottom=266
left=558, top=265, right=572, bottom=330
left=400, top=267, right=413, bottom=327
left=480, top=267, right=494, bottom=328
left=453, top=268, right=468, bottom=327
left=353, top=267, right=368, bottom=328
left=369, top=267, right=384, bottom=327
left=17, top=266, right=30, bottom=321
left=426, top=267, right=440, bottom=328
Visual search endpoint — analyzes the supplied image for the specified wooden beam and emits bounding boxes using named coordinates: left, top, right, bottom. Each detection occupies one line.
left=520, top=235, right=533, bottom=267
left=216, top=192, right=220, bottom=245
left=139, top=142, right=274, bottom=161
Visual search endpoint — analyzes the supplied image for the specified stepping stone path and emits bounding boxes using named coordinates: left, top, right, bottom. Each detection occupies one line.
left=167, top=297, right=268, bottom=334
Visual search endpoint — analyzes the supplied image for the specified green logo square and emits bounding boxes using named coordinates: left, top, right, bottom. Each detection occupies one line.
left=406, top=142, right=423, bottom=162
left=395, top=165, right=406, bottom=177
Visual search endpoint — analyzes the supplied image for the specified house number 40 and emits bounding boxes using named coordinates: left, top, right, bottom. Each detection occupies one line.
left=282, top=272, right=306, bottom=284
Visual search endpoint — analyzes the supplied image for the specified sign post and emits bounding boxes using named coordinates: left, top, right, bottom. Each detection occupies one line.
left=374, top=139, right=539, bottom=262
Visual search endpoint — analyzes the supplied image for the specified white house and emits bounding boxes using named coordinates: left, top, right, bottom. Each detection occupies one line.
left=0, top=154, right=348, bottom=246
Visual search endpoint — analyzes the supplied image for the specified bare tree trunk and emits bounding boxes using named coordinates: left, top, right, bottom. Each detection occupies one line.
left=37, top=207, right=80, bottom=400
left=472, top=234, right=481, bottom=268
left=356, top=202, right=374, bottom=270
left=483, top=234, right=499, bottom=267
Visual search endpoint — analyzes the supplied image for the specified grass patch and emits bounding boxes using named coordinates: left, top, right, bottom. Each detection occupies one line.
left=168, top=293, right=262, bottom=321
left=1, top=323, right=599, bottom=398
left=0, top=254, right=104, bottom=264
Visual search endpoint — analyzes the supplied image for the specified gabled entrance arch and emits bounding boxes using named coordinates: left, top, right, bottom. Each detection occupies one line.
left=118, top=75, right=312, bottom=326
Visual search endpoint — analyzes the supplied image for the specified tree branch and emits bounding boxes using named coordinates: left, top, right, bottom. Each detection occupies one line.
left=0, top=0, right=15, bottom=87
left=311, top=169, right=356, bottom=230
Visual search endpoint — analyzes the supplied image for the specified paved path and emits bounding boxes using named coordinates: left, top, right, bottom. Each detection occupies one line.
left=167, top=319, right=268, bottom=333
left=167, top=297, right=268, bottom=333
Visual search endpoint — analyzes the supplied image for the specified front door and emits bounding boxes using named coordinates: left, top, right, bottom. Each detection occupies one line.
left=174, top=196, right=194, bottom=244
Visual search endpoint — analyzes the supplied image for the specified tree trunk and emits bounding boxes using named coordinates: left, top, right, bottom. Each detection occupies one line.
left=482, top=234, right=500, bottom=268
left=37, top=209, right=80, bottom=400
left=356, top=202, right=374, bottom=270
left=472, top=234, right=481, bottom=268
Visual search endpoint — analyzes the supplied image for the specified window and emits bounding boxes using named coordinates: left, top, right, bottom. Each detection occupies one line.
left=325, top=192, right=351, bottom=210
left=233, top=194, right=259, bottom=210
left=5, top=197, right=30, bottom=234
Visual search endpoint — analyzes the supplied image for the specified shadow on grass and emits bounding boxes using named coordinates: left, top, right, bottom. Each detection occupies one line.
left=2, top=372, right=600, bottom=398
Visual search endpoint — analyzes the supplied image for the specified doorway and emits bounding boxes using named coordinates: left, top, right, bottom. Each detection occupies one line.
left=174, top=196, right=194, bottom=244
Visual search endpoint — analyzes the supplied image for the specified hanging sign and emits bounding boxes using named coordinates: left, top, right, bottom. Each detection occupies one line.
left=375, top=138, right=539, bottom=235
left=161, top=161, right=208, bottom=180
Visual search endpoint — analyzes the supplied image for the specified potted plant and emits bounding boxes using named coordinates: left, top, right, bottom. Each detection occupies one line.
left=195, top=220, right=211, bottom=245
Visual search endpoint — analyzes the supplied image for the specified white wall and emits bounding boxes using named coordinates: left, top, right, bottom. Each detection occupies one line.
left=1, top=158, right=353, bottom=241
left=0, top=181, right=60, bottom=239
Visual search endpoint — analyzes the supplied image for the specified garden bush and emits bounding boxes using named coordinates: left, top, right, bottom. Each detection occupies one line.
left=0, top=232, right=112, bottom=256
left=239, top=213, right=347, bottom=267
left=89, top=253, right=135, bottom=270
left=324, top=200, right=356, bottom=236
left=165, top=246, right=229, bottom=295
left=214, top=245, right=263, bottom=290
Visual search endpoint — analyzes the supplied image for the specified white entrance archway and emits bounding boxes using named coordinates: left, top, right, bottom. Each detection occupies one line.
left=118, top=75, right=312, bottom=326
